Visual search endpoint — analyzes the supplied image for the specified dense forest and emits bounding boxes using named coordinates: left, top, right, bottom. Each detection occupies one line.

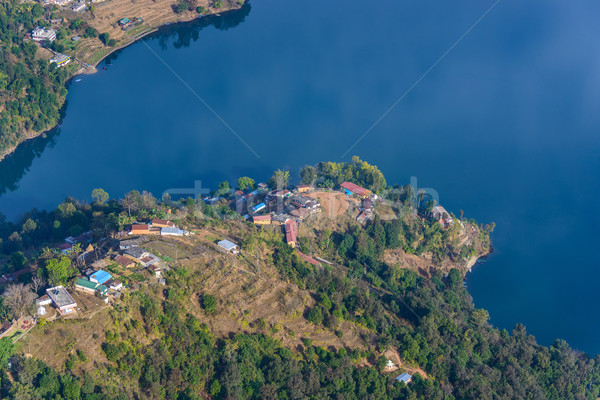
left=0, top=160, right=598, bottom=399
left=0, top=0, right=72, bottom=156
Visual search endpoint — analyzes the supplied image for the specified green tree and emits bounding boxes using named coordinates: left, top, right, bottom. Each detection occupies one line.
left=99, top=32, right=110, bottom=45
left=300, top=165, right=317, bottom=185
left=307, top=306, right=324, bottom=325
left=217, top=181, right=230, bottom=196
left=9, top=251, right=27, bottom=271
left=45, top=256, right=74, bottom=286
left=237, top=176, right=255, bottom=191
left=32, top=4, right=43, bottom=18
left=203, top=294, right=217, bottom=315
left=91, top=188, right=109, bottom=205
left=270, top=169, right=290, bottom=189
left=21, top=218, right=37, bottom=234
left=0, top=337, right=14, bottom=370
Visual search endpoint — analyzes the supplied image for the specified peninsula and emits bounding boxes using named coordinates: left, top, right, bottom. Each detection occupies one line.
left=0, top=158, right=596, bottom=399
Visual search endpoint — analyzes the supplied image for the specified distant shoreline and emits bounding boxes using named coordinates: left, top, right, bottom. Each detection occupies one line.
left=0, top=6, right=243, bottom=163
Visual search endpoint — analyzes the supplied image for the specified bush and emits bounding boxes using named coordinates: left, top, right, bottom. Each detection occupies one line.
left=99, top=32, right=110, bottom=45
left=307, top=306, right=324, bottom=325
left=202, top=294, right=217, bottom=315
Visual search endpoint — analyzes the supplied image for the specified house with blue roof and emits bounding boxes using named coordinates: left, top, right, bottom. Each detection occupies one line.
left=395, top=373, right=412, bottom=384
left=89, top=270, right=112, bottom=285
left=252, top=203, right=266, bottom=213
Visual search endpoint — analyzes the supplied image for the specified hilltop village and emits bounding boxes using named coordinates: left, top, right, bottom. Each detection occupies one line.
left=0, top=157, right=492, bottom=392
left=0, top=160, right=595, bottom=400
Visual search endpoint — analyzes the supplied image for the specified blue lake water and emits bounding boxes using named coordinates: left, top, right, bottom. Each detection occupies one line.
left=1, top=0, right=600, bottom=353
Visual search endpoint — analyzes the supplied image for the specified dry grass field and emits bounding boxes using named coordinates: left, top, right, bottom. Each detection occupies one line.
left=68, top=0, right=243, bottom=64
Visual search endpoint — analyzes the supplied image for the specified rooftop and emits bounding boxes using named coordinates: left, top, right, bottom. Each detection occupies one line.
left=161, top=227, right=184, bottom=235
left=285, top=220, right=297, bottom=244
left=395, top=373, right=412, bottom=383
left=46, top=286, right=77, bottom=309
left=341, top=182, right=371, bottom=197
left=123, top=247, right=146, bottom=259
left=114, top=255, right=133, bottom=267
left=218, top=239, right=238, bottom=251
left=89, top=270, right=112, bottom=284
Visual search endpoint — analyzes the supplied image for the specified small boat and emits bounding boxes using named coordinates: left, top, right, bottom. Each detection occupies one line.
left=74, top=79, right=82, bottom=83
left=103, top=67, right=108, bottom=70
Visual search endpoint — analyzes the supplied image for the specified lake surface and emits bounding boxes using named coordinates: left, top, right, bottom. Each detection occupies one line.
left=1, top=0, right=600, bottom=354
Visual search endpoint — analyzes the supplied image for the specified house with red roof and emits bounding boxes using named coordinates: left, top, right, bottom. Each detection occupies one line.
left=341, top=182, right=372, bottom=198
left=285, top=220, right=298, bottom=248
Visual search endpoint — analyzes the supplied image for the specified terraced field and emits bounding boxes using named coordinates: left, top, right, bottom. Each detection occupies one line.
left=72, top=0, right=242, bottom=65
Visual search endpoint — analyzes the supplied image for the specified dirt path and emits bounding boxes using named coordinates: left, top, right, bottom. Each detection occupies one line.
left=384, top=348, right=429, bottom=379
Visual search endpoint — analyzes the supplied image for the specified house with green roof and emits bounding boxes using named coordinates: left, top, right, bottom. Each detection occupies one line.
left=74, top=278, right=108, bottom=297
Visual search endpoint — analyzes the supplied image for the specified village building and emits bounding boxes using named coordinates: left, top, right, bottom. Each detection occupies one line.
left=148, top=265, right=161, bottom=278
left=291, top=195, right=319, bottom=210
left=296, top=185, right=312, bottom=193
left=290, top=207, right=310, bottom=220
left=430, top=205, right=453, bottom=227
left=217, top=239, right=239, bottom=254
left=395, top=373, right=412, bottom=384
left=44, top=0, right=73, bottom=5
left=252, top=214, right=272, bottom=225
left=46, top=286, right=77, bottom=315
left=123, top=247, right=148, bottom=260
left=297, top=251, right=321, bottom=267
left=356, top=211, right=368, bottom=223
left=50, top=53, right=71, bottom=68
left=204, top=196, right=221, bottom=205
left=74, top=278, right=108, bottom=296
left=65, top=231, right=92, bottom=245
left=118, top=17, right=131, bottom=27
left=119, top=238, right=142, bottom=250
left=139, top=255, right=159, bottom=267
left=362, top=198, right=374, bottom=213
left=252, top=203, right=266, bottom=213
left=56, top=242, right=73, bottom=254
left=36, top=294, right=52, bottom=306
left=89, top=270, right=112, bottom=285
left=285, top=220, right=298, bottom=248
left=150, top=218, right=175, bottom=228
left=31, top=27, right=56, bottom=42
left=160, top=227, right=186, bottom=236
left=113, top=255, right=135, bottom=268
left=130, top=224, right=160, bottom=235
left=341, top=182, right=372, bottom=198
left=272, top=214, right=290, bottom=225
left=71, top=1, right=86, bottom=12
left=106, top=280, right=123, bottom=291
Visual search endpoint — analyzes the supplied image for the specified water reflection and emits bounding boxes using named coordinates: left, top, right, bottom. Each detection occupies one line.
left=0, top=129, right=60, bottom=197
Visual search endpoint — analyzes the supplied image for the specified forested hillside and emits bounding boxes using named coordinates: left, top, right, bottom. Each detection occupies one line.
left=0, top=0, right=70, bottom=157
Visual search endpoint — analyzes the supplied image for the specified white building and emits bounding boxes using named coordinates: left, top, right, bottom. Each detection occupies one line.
left=50, top=53, right=71, bottom=68
left=218, top=239, right=239, bottom=254
left=31, top=27, right=56, bottom=42
left=72, top=1, right=86, bottom=12
left=44, top=0, right=73, bottom=5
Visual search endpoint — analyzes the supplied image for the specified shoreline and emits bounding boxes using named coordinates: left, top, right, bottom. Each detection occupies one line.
left=0, top=6, right=243, bottom=164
